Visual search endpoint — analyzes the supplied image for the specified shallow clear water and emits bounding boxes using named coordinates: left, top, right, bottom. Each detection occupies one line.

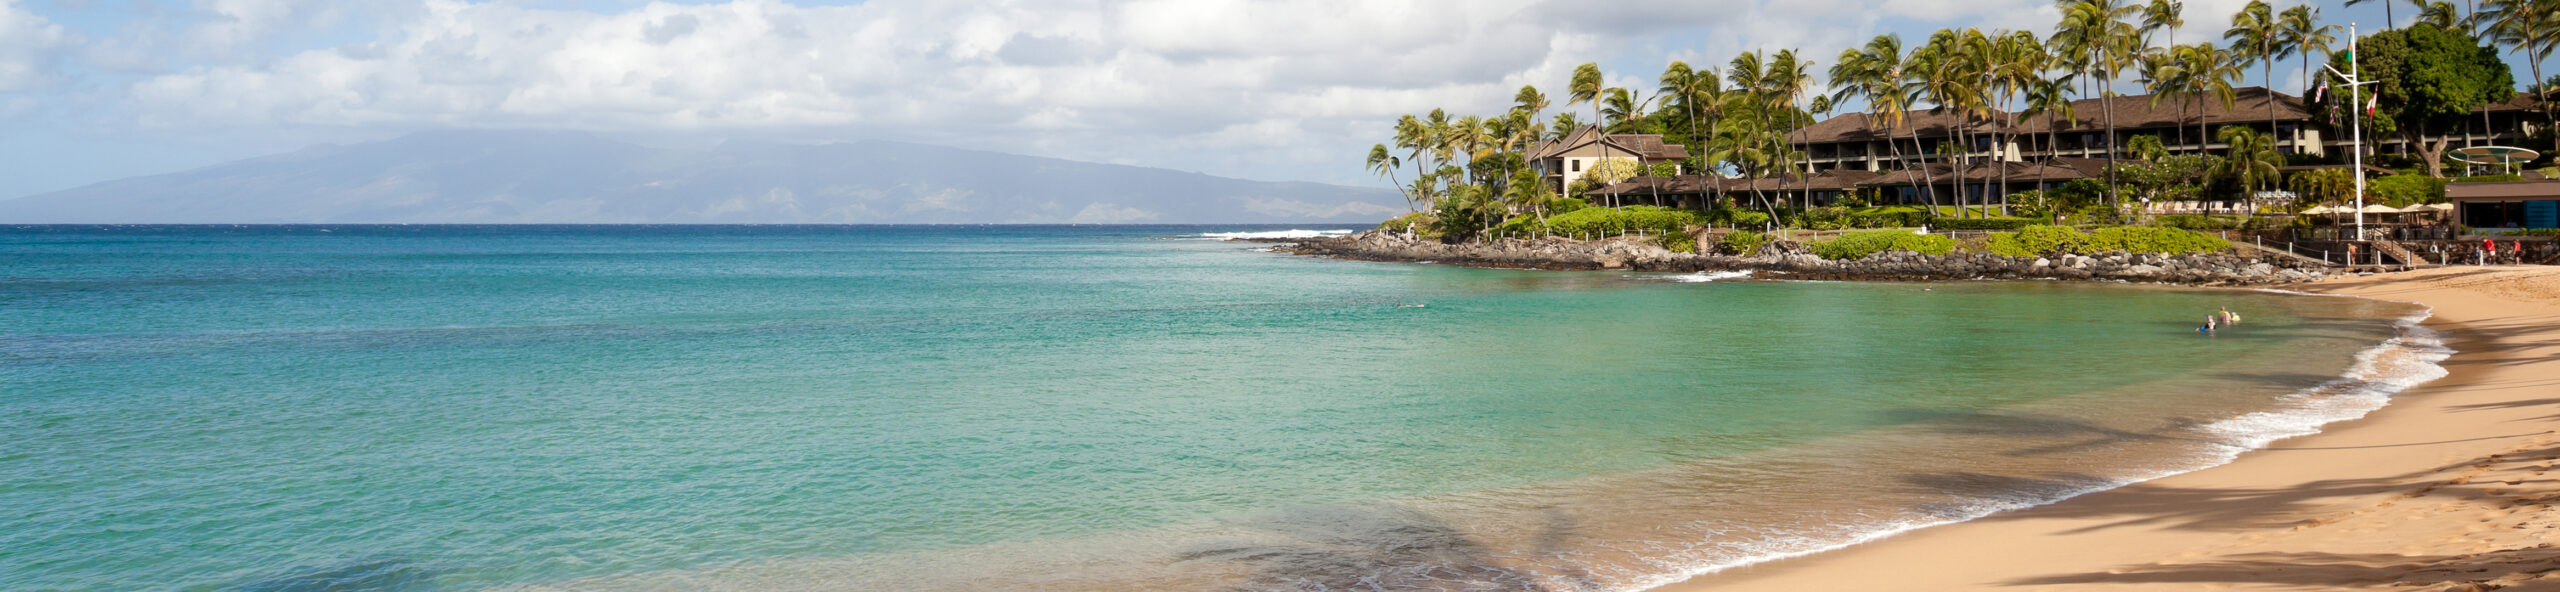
left=0, top=225, right=2422, bottom=591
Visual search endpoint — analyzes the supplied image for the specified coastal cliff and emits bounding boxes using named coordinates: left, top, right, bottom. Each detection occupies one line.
left=1277, top=230, right=2330, bottom=286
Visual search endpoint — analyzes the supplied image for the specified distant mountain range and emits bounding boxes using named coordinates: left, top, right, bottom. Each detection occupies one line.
left=0, top=131, right=1406, bottom=224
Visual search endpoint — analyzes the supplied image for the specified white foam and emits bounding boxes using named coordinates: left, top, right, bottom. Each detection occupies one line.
left=1195, top=229, right=1355, bottom=240
left=1626, top=306, right=2452, bottom=592
left=1650, top=270, right=1754, bottom=283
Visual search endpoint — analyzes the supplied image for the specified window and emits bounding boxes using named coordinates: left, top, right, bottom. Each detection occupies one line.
left=1572, top=159, right=1582, bottom=172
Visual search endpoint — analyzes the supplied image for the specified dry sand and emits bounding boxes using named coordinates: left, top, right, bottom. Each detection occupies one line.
left=1660, top=266, right=2560, bottom=592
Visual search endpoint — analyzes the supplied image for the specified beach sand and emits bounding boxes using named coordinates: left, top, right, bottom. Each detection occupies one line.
left=1660, top=266, right=2560, bottom=592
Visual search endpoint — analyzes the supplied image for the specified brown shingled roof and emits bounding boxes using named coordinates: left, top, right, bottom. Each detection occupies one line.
left=1794, top=87, right=2316, bottom=144
left=1527, top=125, right=1691, bottom=161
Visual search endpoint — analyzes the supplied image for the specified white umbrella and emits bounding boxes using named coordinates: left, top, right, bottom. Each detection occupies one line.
left=2301, top=205, right=2339, bottom=215
left=2359, top=203, right=2406, bottom=214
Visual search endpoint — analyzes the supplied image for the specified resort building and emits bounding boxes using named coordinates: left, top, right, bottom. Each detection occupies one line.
left=1794, top=87, right=2333, bottom=175
left=2445, top=180, right=2560, bottom=231
left=1526, top=125, right=1692, bottom=193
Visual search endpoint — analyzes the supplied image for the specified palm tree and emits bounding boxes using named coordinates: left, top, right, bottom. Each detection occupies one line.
left=1394, top=114, right=1434, bottom=207
left=2281, top=5, right=2339, bottom=104
left=2346, top=0, right=2396, bottom=30
left=2054, top=0, right=2142, bottom=208
left=2142, top=0, right=2186, bottom=50
left=1367, top=144, right=1411, bottom=211
left=1548, top=113, right=1583, bottom=141
left=1514, top=85, right=1549, bottom=127
left=1601, top=88, right=1642, bottom=133
left=2178, top=43, right=2245, bottom=148
left=2419, top=1, right=2464, bottom=28
left=2225, top=1, right=2282, bottom=151
left=1830, top=33, right=1920, bottom=194
left=2486, top=0, right=2560, bottom=121
left=1567, top=63, right=1621, bottom=208
left=2021, top=76, right=2078, bottom=191
left=2138, top=48, right=2188, bottom=148
left=2214, top=126, right=2283, bottom=211
left=1768, top=48, right=1818, bottom=211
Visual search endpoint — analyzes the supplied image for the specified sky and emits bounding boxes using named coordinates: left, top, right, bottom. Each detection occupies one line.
left=0, top=0, right=2509, bottom=199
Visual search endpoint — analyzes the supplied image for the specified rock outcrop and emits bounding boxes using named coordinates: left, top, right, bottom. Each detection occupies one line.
left=1274, top=230, right=2329, bottom=286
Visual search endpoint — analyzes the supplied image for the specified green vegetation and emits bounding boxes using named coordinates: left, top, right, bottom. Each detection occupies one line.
left=1492, top=205, right=1703, bottom=239
left=1809, top=229, right=1958, bottom=260
left=2314, top=23, right=2516, bottom=177
left=1717, top=230, right=1768, bottom=256
left=1656, top=231, right=1701, bottom=254
left=2086, top=226, right=2232, bottom=254
left=1983, top=225, right=2229, bottom=256
left=1355, top=1, right=2536, bottom=261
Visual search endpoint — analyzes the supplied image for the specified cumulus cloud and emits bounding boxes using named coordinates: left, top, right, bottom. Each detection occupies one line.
left=20, top=0, right=2346, bottom=194
left=0, top=0, right=72, bottom=92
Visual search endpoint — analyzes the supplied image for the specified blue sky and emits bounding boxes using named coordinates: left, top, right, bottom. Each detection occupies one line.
left=0, top=0, right=2504, bottom=199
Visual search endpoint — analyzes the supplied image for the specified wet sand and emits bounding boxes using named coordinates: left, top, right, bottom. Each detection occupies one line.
left=1660, top=266, right=2560, bottom=592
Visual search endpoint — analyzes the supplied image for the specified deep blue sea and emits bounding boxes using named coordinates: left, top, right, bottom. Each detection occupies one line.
left=0, top=225, right=2440, bottom=591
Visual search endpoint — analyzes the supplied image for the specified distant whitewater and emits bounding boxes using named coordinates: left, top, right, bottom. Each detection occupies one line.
left=1194, top=229, right=1355, bottom=240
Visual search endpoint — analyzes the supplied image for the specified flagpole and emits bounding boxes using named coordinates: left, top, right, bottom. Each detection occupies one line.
left=2349, top=23, right=2366, bottom=241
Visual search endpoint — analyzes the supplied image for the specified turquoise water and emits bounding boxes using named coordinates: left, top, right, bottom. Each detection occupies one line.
left=0, top=226, right=2420, bottom=591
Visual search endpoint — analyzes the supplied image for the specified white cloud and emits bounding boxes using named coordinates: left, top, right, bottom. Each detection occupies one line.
left=0, top=0, right=72, bottom=92
left=15, top=0, right=2378, bottom=195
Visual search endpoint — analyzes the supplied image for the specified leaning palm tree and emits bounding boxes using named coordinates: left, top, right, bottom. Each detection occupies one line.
left=2486, top=0, right=2560, bottom=121
left=1367, top=144, right=1410, bottom=211
left=2225, top=1, right=2283, bottom=150
left=1830, top=34, right=1919, bottom=183
left=1515, top=85, right=1550, bottom=128
left=2138, top=48, right=2189, bottom=149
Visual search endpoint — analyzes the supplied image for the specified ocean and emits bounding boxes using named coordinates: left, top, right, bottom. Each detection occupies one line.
left=0, top=225, right=2443, bottom=591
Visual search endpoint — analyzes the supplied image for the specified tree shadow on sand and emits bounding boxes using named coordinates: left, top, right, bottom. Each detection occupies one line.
left=1173, top=503, right=1604, bottom=592
left=2001, top=548, right=2560, bottom=589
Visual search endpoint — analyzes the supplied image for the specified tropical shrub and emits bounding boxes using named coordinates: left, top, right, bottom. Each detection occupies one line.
left=1655, top=231, right=1699, bottom=253
left=2085, top=226, right=2230, bottom=254
left=1718, top=230, right=1767, bottom=256
left=2451, top=174, right=2526, bottom=183
left=1809, top=229, right=1957, bottom=260
left=2368, top=174, right=2448, bottom=207
left=1548, top=197, right=1590, bottom=216
left=1717, top=208, right=1773, bottom=228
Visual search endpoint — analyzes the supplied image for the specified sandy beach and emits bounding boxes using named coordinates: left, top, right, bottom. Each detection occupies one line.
left=1663, top=266, right=2560, bottom=592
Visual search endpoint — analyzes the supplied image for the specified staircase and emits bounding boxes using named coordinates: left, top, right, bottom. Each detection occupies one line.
left=2372, top=239, right=2432, bottom=267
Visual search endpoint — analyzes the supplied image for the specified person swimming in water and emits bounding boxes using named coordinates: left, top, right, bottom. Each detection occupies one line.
left=2202, top=315, right=2218, bottom=333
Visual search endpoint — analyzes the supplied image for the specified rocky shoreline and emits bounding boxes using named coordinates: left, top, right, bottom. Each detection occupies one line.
left=1272, top=230, right=2331, bottom=286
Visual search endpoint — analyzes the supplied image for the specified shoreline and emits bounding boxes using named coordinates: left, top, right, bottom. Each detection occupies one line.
left=1652, top=266, right=2560, bottom=592
left=1275, top=230, right=2334, bottom=286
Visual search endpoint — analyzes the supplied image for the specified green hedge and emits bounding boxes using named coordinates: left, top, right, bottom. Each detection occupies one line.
left=1494, top=205, right=1702, bottom=239
left=1809, top=229, right=1957, bottom=260
left=1981, top=225, right=2229, bottom=256
left=2084, top=226, right=2230, bottom=254
left=1983, top=225, right=2091, bottom=257
left=1930, top=217, right=2035, bottom=231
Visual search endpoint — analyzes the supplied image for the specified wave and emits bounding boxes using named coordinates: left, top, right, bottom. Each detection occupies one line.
left=1630, top=306, right=2452, bottom=590
left=1646, top=270, right=1754, bottom=283
left=1193, top=229, right=1355, bottom=240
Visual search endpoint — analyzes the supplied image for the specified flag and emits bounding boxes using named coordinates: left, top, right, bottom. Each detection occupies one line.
left=2312, top=80, right=2327, bottom=103
left=2366, top=92, right=2380, bottom=117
